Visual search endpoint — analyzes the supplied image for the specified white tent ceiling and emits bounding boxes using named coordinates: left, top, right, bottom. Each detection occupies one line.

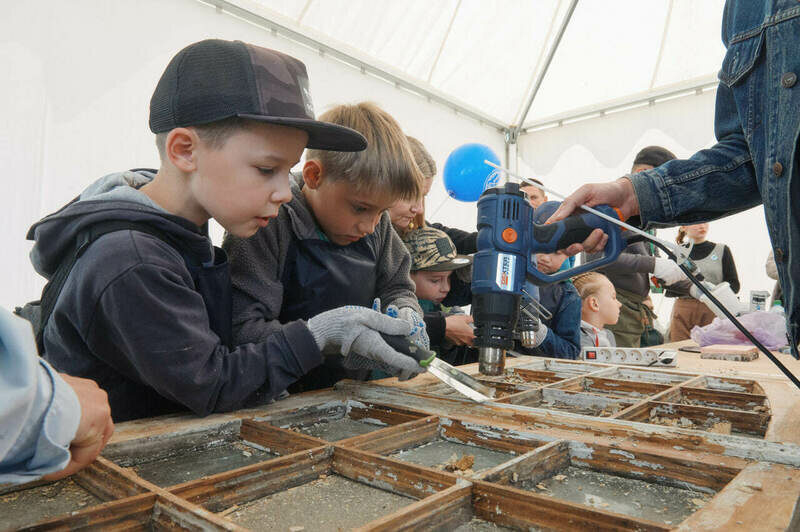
left=219, top=0, right=726, bottom=131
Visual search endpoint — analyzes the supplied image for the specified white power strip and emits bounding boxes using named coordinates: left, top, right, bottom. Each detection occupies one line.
left=581, top=346, right=677, bottom=367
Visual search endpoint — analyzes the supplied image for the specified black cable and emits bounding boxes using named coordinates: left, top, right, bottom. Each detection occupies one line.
left=651, top=241, right=800, bottom=391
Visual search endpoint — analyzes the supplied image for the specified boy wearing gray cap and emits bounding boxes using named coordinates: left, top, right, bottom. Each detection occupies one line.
left=24, top=39, right=419, bottom=422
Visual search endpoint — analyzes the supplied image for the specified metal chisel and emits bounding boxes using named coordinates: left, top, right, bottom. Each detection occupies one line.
left=381, top=334, right=496, bottom=403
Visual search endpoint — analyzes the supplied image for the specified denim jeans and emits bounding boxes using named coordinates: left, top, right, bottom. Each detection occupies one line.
left=629, top=0, right=800, bottom=357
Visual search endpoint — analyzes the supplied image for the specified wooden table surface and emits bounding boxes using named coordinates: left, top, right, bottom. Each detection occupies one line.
left=655, top=340, right=800, bottom=445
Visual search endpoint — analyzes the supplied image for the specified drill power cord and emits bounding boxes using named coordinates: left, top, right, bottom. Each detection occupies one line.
left=651, top=239, right=800, bottom=391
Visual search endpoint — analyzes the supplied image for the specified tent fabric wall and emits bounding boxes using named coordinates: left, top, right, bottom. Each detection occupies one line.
left=0, top=0, right=502, bottom=310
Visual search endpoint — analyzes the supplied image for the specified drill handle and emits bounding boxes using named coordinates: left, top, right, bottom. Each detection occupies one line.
left=526, top=204, right=625, bottom=285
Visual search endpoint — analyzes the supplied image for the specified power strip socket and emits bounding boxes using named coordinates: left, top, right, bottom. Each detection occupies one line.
left=581, top=347, right=677, bottom=366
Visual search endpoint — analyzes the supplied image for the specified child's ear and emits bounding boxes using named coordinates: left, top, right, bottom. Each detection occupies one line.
left=589, top=295, right=600, bottom=312
left=302, top=160, right=324, bottom=189
left=166, top=128, right=198, bottom=173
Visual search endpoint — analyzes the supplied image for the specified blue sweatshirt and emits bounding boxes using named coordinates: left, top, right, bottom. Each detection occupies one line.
left=29, top=171, right=322, bottom=422
left=518, top=281, right=581, bottom=360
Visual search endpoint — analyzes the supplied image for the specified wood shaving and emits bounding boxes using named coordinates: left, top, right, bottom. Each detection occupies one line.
left=691, top=498, right=706, bottom=506
left=553, top=474, right=567, bottom=481
left=443, top=453, right=475, bottom=472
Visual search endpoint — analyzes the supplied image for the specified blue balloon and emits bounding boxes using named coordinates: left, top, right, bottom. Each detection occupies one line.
left=442, top=143, right=502, bottom=202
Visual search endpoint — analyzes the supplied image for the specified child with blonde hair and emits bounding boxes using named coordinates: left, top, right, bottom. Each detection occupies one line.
left=573, top=272, right=621, bottom=348
left=225, top=102, right=427, bottom=392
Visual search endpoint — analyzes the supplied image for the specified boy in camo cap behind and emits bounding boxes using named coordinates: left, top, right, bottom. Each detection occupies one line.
left=403, top=227, right=476, bottom=365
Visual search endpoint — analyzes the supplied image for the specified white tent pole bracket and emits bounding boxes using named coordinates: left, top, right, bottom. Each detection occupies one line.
left=523, top=76, right=719, bottom=132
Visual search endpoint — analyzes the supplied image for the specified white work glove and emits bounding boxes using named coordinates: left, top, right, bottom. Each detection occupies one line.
left=652, top=258, right=687, bottom=285
left=386, top=305, right=430, bottom=350
left=372, top=299, right=430, bottom=349
left=532, top=323, right=549, bottom=348
left=689, top=281, right=716, bottom=300
left=307, top=306, right=421, bottom=375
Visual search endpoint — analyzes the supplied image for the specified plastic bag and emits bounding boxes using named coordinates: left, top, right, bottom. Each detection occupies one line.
left=690, top=311, right=787, bottom=349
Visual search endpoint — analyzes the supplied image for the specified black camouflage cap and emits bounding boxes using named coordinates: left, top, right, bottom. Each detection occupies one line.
left=403, top=227, right=472, bottom=272
left=149, top=39, right=366, bottom=151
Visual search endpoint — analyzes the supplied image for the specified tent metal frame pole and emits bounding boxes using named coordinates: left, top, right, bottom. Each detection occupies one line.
left=201, top=0, right=507, bottom=131
left=509, top=0, right=579, bottom=139
left=522, top=76, right=719, bottom=132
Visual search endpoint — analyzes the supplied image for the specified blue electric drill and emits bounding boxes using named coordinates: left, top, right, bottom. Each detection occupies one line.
left=471, top=182, right=625, bottom=375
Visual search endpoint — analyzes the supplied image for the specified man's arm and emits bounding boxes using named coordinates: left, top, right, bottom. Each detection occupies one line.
left=0, top=309, right=80, bottom=483
left=630, top=82, right=760, bottom=228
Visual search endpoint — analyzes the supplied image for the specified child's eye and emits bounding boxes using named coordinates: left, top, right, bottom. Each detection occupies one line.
left=258, top=167, right=275, bottom=176
left=352, top=205, right=367, bottom=214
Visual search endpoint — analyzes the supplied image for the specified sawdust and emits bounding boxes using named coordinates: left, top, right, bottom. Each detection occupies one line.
left=501, top=371, right=528, bottom=385
left=480, top=370, right=527, bottom=385
left=650, top=414, right=736, bottom=435
left=0, top=479, right=102, bottom=529
left=650, top=415, right=696, bottom=429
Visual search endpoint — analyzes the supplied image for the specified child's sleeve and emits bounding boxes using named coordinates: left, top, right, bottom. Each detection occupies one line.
left=585, top=245, right=656, bottom=274
left=87, top=260, right=322, bottom=416
left=537, top=286, right=582, bottom=359
left=224, top=225, right=289, bottom=345
left=722, top=244, right=740, bottom=293
left=374, top=214, right=422, bottom=314
left=424, top=311, right=446, bottom=347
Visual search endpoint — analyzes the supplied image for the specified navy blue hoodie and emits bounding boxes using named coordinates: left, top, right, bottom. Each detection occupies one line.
left=29, top=171, right=322, bottom=422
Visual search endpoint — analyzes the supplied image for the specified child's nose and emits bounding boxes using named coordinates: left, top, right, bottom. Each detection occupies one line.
left=272, top=175, right=292, bottom=204
left=356, top=216, right=378, bottom=236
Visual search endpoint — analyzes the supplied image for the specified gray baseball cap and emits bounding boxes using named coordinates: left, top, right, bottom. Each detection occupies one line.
left=149, top=39, right=366, bottom=152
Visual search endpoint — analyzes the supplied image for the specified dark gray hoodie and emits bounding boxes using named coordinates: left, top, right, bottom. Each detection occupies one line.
left=29, top=171, right=321, bottom=422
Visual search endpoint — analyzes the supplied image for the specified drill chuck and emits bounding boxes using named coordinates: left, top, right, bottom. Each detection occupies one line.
left=479, top=347, right=506, bottom=376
